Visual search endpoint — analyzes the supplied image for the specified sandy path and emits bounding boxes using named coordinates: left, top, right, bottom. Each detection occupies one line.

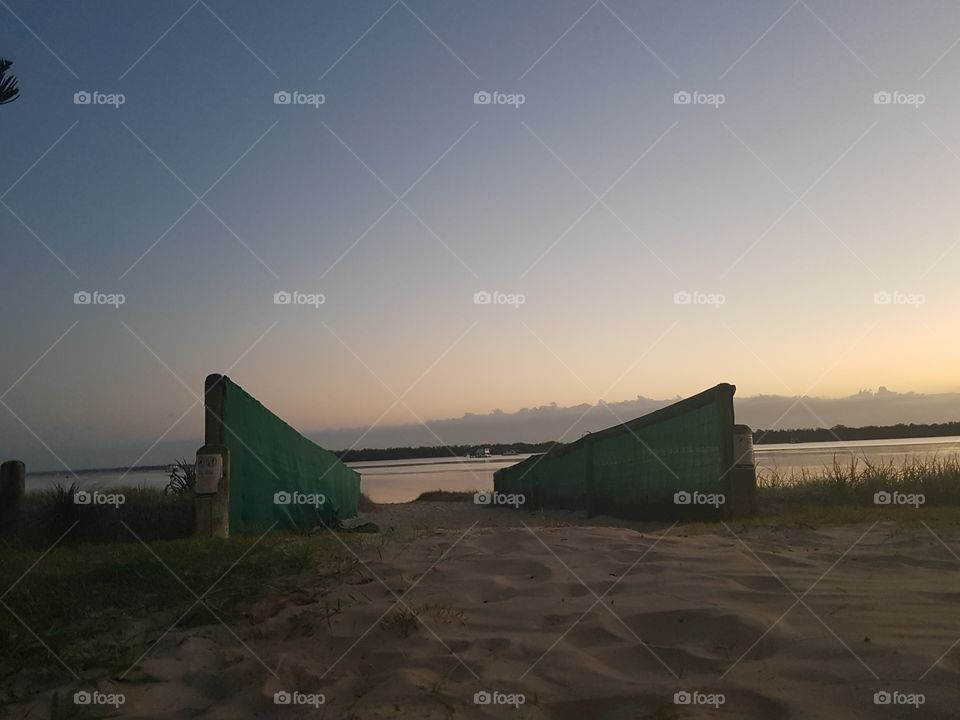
left=8, top=506, right=960, bottom=719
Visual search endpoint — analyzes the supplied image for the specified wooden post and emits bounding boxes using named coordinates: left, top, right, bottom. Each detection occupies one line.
left=195, top=374, right=230, bottom=538
left=728, top=424, right=758, bottom=519
left=195, top=445, right=229, bottom=538
left=0, top=460, right=26, bottom=539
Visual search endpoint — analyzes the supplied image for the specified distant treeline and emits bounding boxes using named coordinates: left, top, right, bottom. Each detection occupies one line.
left=753, top=421, right=960, bottom=444
left=335, top=422, right=960, bottom=460
left=334, top=442, right=558, bottom=463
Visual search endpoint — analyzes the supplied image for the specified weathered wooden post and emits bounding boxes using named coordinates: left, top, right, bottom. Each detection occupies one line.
left=195, top=374, right=230, bottom=538
left=728, top=424, right=758, bottom=518
left=0, top=460, right=26, bottom=539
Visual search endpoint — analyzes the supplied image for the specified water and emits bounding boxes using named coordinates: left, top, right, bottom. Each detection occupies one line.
left=349, top=455, right=533, bottom=503
left=24, top=437, right=960, bottom=504
left=22, top=457, right=529, bottom=502
left=753, top=436, right=960, bottom=476
left=355, top=437, right=960, bottom=502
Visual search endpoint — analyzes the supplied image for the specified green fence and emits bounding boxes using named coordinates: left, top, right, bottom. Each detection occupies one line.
left=204, top=374, right=360, bottom=534
left=494, top=384, right=739, bottom=520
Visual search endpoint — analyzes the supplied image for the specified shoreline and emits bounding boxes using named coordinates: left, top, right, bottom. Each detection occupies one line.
left=22, top=432, right=960, bottom=479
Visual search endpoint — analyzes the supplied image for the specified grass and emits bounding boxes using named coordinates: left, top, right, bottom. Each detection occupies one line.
left=379, top=602, right=466, bottom=638
left=686, top=454, right=960, bottom=531
left=12, top=483, right=193, bottom=549
left=379, top=607, right=419, bottom=638
left=0, top=532, right=375, bottom=703
left=758, top=455, right=960, bottom=508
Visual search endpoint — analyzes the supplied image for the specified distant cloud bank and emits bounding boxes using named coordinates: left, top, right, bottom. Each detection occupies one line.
left=309, top=387, right=960, bottom=450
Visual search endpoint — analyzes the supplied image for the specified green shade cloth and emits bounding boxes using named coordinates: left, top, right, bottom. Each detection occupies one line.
left=208, top=375, right=360, bottom=533
left=494, top=384, right=736, bottom=519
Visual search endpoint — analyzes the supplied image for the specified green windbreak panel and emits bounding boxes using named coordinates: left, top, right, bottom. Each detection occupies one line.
left=591, top=400, right=726, bottom=514
left=500, top=443, right=587, bottom=510
left=217, top=376, right=360, bottom=534
left=494, top=444, right=586, bottom=507
left=494, top=384, right=735, bottom=519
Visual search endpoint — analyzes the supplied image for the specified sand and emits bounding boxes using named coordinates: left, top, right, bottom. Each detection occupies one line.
left=7, top=505, right=960, bottom=718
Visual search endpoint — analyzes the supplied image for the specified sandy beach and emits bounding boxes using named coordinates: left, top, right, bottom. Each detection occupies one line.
left=6, top=504, right=960, bottom=719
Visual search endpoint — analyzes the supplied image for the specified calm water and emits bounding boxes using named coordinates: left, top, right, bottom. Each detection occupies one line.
left=349, top=455, right=534, bottom=503
left=753, top=436, right=960, bottom=476
left=24, top=437, right=960, bottom=503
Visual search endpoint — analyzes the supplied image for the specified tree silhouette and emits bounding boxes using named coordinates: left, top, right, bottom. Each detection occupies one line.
left=0, top=58, right=20, bottom=105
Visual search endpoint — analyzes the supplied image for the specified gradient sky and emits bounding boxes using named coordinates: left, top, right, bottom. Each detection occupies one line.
left=3, top=1, right=960, bottom=470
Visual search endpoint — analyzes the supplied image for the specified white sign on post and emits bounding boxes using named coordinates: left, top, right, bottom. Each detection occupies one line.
left=196, top=454, right=223, bottom=495
left=733, top=433, right=755, bottom=467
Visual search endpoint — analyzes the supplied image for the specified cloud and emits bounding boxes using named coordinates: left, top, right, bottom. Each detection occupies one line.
left=309, top=388, right=960, bottom=450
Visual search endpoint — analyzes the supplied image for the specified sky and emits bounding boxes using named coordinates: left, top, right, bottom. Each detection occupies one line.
left=3, top=1, right=960, bottom=470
